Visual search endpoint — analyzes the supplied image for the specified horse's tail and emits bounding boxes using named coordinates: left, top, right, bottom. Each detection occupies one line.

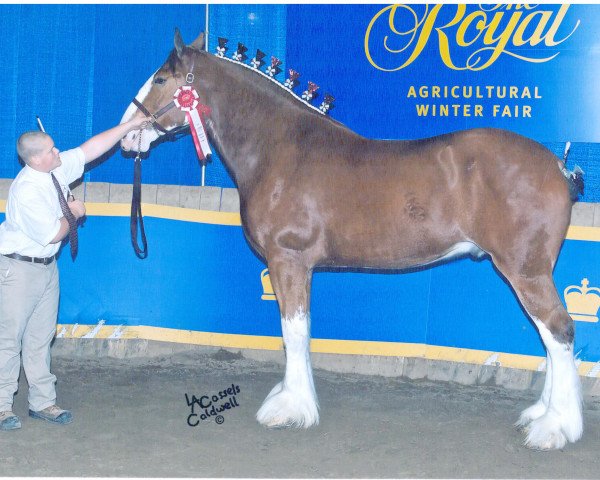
left=558, top=141, right=585, bottom=202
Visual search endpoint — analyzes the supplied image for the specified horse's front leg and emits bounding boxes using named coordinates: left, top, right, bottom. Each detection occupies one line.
left=256, top=255, right=319, bottom=428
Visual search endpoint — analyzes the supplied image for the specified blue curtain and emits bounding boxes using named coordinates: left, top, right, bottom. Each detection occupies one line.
left=0, top=5, right=94, bottom=178
left=206, top=4, right=287, bottom=188
left=0, top=5, right=598, bottom=201
left=0, top=5, right=206, bottom=186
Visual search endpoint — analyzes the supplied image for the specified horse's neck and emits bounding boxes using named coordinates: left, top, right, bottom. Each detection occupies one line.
left=199, top=56, right=308, bottom=189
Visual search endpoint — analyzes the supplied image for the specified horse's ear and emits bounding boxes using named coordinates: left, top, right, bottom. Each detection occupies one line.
left=190, top=32, right=205, bottom=51
left=174, top=27, right=185, bottom=57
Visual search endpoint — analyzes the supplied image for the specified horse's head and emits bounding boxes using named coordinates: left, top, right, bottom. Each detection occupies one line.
left=120, top=29, right=205, bottom=153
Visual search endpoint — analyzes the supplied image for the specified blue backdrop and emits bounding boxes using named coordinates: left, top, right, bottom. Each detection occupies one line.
left=0, top=4, right=598, bottom=200
left=0, top=5, right=206, bottom=186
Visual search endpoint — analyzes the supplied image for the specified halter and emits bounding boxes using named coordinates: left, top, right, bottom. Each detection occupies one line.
left=131, top=71, right=197, bottom=138
left=128, top=69, right=210, bottom=260
left=128, top=73, right=197, bottom=260
left=130, top=130, right=147, bottom=259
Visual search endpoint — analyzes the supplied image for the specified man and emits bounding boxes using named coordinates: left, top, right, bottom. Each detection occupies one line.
left=0, top=116, right=149, bottom=430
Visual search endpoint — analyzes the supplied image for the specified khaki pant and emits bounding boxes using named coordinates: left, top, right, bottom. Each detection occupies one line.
left=0, top=255, right=59, bottom=412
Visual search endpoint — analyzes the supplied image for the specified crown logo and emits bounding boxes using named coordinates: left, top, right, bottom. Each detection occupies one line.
left=564, top=278, right=600, bottom=323
left=260, top=268, right=277, bottom=301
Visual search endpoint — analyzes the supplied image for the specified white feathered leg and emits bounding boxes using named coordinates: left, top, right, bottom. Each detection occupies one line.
left=515, top=353, right=552, bottom=430
left=522, top=320, right=583, bottom=450
left=494, top=265, right=584, bottom=451
left=256, top=308, right=319, bottom=428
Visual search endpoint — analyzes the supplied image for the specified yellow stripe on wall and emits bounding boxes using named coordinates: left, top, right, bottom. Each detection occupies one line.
left=2, top=201, right=600, bottom=241
left=86, top=204, right=600, bottom=243
left=56, top=323, right=600, bottom=378
left=566, top=225, right=600, bottom=242
left=85, top=202, right=242, bottom=226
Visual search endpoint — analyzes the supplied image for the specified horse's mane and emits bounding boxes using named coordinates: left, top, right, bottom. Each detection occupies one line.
left=180, top=46, right=348, bottom=129
left=166, top=49, right=181, bottom=74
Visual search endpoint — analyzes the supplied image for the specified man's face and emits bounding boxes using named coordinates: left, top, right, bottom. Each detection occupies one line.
left=30, top=136, right=61, bottom=172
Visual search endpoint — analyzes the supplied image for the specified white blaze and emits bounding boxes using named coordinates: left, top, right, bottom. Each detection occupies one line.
left=120, top=71, right=160, bottom=153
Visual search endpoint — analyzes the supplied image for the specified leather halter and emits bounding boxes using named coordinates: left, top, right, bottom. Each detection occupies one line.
left=128, top=70, right=198, bottom=259
left=131, top=71, right=197, bottom=138
left=132, top=98, right=175, bottom=134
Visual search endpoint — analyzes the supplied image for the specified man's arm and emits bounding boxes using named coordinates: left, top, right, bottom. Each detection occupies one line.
left=79, top=116, right=149, bottom=164
left=49, top=218, right=70, bottom=244
left=49, top=199, right=86, bottom=244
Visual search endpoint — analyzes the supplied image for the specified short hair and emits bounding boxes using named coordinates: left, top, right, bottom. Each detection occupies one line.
left=17, top=131, right=51, bottom=164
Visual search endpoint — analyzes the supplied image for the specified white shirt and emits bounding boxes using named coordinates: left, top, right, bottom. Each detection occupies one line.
left=0, top=147, right=85, bottom=258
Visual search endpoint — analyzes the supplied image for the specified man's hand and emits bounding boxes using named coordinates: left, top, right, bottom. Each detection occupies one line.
left=79, top=115, right=152, bottom=164
left=50, top=201, right=86, bottom=244
left=68, top=199, right=86, bottom=219
left=127, top=115, right=151, bottom=131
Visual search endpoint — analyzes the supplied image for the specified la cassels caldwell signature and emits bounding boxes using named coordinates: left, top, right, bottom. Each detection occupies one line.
left=365, top=4, right=580, bottom=71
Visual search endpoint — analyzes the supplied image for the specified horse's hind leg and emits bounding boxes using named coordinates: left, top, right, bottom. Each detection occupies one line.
left=495, top=262, right=582, bottom=450
left=255, top=255, right=319, bottom=428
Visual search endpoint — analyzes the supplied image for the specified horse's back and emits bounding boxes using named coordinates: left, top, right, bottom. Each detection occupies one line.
left=307, top=125, right=571, bottom=221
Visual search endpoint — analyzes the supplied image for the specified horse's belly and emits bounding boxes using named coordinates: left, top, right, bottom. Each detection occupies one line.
left=322, top=237, right=485, bottom=270
left=420, top=241, right=487, bottom=266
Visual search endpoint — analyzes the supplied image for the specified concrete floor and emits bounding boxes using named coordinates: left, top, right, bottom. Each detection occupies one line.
left=1, top=348, right=600, bottom=478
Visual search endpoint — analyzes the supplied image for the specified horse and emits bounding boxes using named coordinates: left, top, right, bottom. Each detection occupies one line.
left=120, top=30, right=584, bottom=451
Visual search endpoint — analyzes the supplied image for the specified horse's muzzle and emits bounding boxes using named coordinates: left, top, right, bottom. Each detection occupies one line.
left=121, top=129, right=156, bottom=153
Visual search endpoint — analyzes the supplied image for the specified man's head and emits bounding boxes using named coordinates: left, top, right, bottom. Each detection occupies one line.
left=17, top=131, right=61, bottom=172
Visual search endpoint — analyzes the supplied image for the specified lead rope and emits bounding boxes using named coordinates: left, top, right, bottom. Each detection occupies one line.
left=130, top=130, right=148, bottom=259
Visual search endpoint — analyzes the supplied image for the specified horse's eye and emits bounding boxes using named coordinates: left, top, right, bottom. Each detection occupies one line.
left=154, top=77, right=166, bottom=85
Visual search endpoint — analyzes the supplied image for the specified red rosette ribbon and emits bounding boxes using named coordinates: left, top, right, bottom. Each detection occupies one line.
left=173, top=86, right=212, bottom=162
left=174, top=86, right=199, bottom=112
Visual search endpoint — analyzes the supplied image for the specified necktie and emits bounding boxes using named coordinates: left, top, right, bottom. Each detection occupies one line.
left=50, top=172, right=78, bottom=260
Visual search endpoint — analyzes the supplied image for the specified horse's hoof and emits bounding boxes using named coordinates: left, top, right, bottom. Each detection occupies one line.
left=256, top=382, right=319, bottom=429
left=522, top=413, right=570, bottom=451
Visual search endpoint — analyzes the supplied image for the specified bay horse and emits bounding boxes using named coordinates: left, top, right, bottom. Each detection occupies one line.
left=120, top=31, right=584, bottom=450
